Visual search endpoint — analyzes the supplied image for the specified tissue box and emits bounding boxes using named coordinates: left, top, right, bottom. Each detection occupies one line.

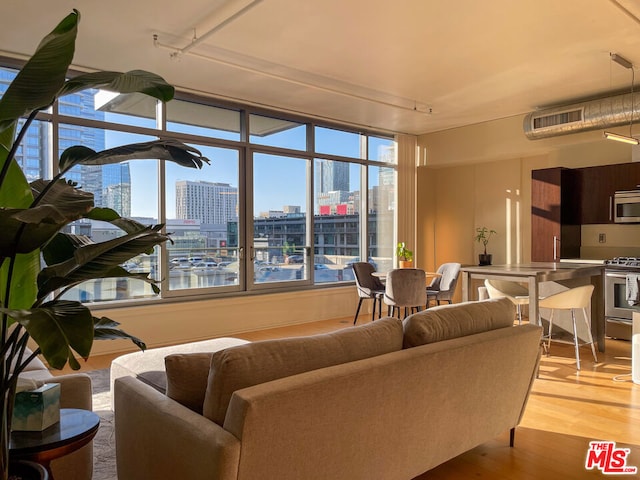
left=12, top=383, right=61, bottom=431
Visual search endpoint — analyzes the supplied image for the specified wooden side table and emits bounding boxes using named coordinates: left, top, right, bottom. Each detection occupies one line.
left=10, top=408, right=99, bottom=479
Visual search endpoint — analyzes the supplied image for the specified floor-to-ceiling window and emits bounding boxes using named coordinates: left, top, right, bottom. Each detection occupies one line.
left=0, top=64, right=398, bottom=305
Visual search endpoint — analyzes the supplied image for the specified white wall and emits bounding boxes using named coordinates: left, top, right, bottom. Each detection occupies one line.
left=416, top=113, right=636, bottom=302
left=90, top=286, right=356, bottom=356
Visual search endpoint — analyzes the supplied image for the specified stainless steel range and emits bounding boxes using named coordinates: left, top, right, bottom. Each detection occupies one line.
left=604, top=257, right=640, bottom=340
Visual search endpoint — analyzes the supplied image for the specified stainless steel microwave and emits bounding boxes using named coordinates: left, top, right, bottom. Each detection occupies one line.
left=614, top=190, right=640, bottom=223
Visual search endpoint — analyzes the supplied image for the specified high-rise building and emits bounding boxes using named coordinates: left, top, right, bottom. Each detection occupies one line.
left=57, top=87, right=106, bottom=193
left=176, top=180, right=238, bottom=224
left=0, top=68, right=50, bottom=182
left=314, top=160, right=350, bottom=215
left=316, top=160, right=349, bottom=194
left=0, top=67, right=132, bottom=216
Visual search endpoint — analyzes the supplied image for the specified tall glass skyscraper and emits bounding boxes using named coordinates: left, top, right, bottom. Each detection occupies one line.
left=0, top=67, right=131, bottom=215
left=316, top=160, right=349, bottom=194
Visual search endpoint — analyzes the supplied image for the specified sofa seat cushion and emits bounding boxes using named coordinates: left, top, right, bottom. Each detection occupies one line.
left=110, top=337, right=250, bottom=397
left=402, top=297, right=515, bottom=348
left=203, top=316, right=403, bottom=426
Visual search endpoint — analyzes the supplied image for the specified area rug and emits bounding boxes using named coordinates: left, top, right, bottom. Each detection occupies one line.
left=86, top=369, right=117, bottom=480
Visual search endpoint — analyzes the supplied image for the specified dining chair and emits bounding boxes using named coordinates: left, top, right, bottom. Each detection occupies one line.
left=384, top=268, right=427, bottom=319
left=352, top=262, right=385, bottom=324
left=538, top=284, right=598, bottom=370
left=484, top=279, right=530, bottom=325
left=426, top=263, right=461, bottom=308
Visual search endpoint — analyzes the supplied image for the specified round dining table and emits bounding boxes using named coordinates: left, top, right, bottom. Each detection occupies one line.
left=372, top=270, right=441, bottom=283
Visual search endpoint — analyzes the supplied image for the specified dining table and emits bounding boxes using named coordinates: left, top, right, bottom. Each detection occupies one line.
left=372, top=270, right=441, bottom=283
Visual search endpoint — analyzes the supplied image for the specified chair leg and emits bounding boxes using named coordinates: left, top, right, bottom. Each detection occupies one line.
left=353, top=298, right=364, bottom=325
left=516, top=305, right=522, bottom=325
left=377, top=297, right=382, bottom=319
left=371, top=298, right=376, bottom=322
left=582, top=307, right=598, bottom=364
left=546, top=309, right=554, bottom=356
left=571, top=309, right=581, bottom=370
left=510, top=427, right=515, bottom=447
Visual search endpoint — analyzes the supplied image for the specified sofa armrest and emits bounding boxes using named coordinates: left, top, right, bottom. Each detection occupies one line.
left=114, top=376, right=241, bottom=480
left=48, top=373, right=93, bottom=410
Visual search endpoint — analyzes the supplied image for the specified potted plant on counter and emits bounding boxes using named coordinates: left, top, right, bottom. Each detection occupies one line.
left=396, top=242, right=414, bottom=268
left=475, top=227, right=496, bottom=266
left=0, top=10, right=209, bottom=479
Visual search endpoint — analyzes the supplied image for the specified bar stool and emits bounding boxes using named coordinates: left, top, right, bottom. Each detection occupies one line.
left=484, top=279, right=529, bottom=325
left=538, top=284, right=598, bottom=370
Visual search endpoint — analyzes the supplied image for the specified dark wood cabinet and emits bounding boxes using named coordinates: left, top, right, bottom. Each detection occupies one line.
left=580, top=162, right=640, bottom=224
left=531, top=167, right=581, bottom=262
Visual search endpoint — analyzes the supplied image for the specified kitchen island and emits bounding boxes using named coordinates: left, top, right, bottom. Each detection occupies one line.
left=461, top=262, right=605, bottom=352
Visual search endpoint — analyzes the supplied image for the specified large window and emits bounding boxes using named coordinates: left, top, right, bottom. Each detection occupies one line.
left=1, top=64, right=397, bottom=305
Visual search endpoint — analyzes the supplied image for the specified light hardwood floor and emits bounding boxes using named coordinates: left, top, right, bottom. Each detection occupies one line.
left=61, top=314, right=640, bottom=479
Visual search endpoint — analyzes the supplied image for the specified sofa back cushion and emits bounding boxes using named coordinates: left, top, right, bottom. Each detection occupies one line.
left=402, top=297, right=515, bottom=348
left=202, top=316, right=403, bottom=426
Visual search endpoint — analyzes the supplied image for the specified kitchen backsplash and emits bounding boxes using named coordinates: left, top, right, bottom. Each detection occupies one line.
left=580, top=224, right=640, bottom=259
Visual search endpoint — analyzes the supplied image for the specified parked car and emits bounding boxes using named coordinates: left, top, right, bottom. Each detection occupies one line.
left=170, top=257, right=189, bottom=265
left=285, top=255, right=304, bottom=264
left=345, top=257, right=377, bottom=270
left=192, top=262, right=218, bottom=270
left=257, top=265, right=281, bottom=273
left=314, top=264, right=329, bottom=270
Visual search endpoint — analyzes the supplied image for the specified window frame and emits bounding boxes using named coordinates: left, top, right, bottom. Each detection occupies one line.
left=1, top=62, right=398, bottom=307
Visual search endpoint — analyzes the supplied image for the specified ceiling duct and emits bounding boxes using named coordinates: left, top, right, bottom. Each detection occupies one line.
left=523, top=91, right=640, bottom=140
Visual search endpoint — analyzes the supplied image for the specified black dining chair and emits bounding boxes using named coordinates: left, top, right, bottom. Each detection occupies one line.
left=352, top=262, right=385, bottom=324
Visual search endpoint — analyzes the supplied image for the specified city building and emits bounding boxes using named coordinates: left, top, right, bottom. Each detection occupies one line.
left=175, top=180, right=238, bottom=224
left=0, top=71, right=132, bottom=216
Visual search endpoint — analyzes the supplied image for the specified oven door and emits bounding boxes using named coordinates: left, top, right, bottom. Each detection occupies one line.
left=605, top=271, right=635, bottom=320
left=605, top=270, right=634, bottom=340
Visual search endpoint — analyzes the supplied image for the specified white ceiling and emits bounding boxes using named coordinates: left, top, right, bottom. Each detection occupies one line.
left=2, top=0, right=640, bottom=136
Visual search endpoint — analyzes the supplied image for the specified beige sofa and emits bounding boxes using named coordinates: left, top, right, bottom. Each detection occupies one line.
left=113, top=298, right=542, bottom=480
left=17, top=348, right=93, bottom=480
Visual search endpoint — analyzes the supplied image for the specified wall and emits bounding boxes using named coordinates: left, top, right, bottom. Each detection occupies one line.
left=581, top=224, right=640, bottom=259
left=417, top=113, right=635, bottom=302
left=89, top=286, right=356, bottom=356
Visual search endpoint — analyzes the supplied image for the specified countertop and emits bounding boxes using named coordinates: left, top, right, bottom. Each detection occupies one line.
left=461, top=262, right=605, bottom=282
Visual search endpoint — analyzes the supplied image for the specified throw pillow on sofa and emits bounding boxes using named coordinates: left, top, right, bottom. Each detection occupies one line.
left=165, top=353, right=214, bottom=414
left=203, top=316, right=403, bottom=426
left=402, top=297, right=515, bottom=348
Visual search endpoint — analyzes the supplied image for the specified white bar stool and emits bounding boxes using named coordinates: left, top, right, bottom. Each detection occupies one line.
left=538, top=284, right=598, bottom=370
left=484, top=279, right=530, bottom=325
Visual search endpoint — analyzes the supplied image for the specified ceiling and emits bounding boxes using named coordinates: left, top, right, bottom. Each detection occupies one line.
left=2, top=0, right=640, bottom=136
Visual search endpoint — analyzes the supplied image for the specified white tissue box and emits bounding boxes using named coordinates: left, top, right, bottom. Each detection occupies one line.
left=12, top=383, right=61, bottom=431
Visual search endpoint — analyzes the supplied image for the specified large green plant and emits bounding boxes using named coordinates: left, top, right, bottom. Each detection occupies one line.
left=0, top=10, right=208, bottom=477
